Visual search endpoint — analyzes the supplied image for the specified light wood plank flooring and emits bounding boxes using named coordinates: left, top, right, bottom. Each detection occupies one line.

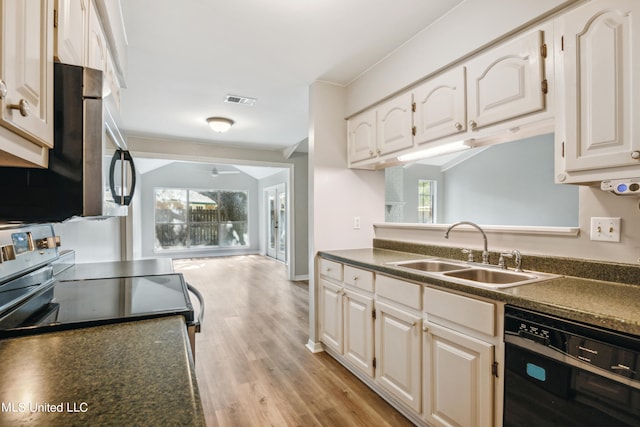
left=174, top=255, right=414, bottom=427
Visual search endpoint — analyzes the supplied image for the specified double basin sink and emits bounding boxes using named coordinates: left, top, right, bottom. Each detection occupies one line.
left=387, top=258, right=559, bottom=289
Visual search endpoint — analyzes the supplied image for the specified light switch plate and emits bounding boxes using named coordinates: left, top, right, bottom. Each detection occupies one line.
left=590, top=217, right=621, bottom=242
left=353, top=216, right=361, bottom=230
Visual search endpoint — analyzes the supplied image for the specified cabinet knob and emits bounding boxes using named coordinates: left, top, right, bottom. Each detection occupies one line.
left=422, top=325, right=429, bottom=333
left=8, top=99, right=30, bottom=117
left=468, top=120, right=477, bottom=130
left=454, top=122, right=463, bottom=131
left=369, top=150, right=374, bottom=156
left=0, top=80, right=6, bottom=99
left=353, top=275, right=359, bottom=281
left=632, top=151, right=640, bottom=160
left=376, top=148, right=381, bottom=155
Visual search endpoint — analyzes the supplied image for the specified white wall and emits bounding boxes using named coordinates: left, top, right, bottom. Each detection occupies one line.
left=54, top=217, right=123, bottom=263
left=308, top=81, right=385, bottom=347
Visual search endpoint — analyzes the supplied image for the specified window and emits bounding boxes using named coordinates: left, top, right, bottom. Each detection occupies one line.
left=154, top=188, right=248, bottom=251
left=418, top=179, right=436, bottom=224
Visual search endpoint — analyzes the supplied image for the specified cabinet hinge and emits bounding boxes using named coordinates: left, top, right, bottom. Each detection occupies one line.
left=561, top=35, right=564, bottom=52
left=562, top=141, right=565, bottom=158
left=492, top=361, right=499, bottom=378
left=373, top=357, right=377, bottom=369
left=53, top=9, right=58, bottom=28
left=541, top=79, right=548, bottom=94
left=372, top=309, right=376, bottom=319
left=412, top=126, right=417, bottom=136
left=411, top=102, right=416, bottom=112
left=541, top=43, right=547, bottom=59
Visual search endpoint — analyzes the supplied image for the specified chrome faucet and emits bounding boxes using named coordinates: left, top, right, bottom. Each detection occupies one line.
left=499, top=249, right=523, bottom=271
left=444, top=221, right=489, bottom=264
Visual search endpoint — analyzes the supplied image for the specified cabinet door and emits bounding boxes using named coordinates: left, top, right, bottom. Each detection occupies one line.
left=559, top=0, right=640, bottom=174
left=0, top=0, right=54, bottom=148
left=54, top=0, right=87, bottom=66
left=86, top=1, right=107, bottom=72
left=347, top=109, right=376, bottom=164
left=343, top=289, right=374, bottom=378
left=467, top=29, right=546, bottom=130
left=414, top=67, right=466, bottom=144
left=376, top=92, right=414, bottom=156
left=319, top=279, right=343, bottom=353
left=375, top=300, right=421, bottom=412
left=423, top=322, right=494, bottom=427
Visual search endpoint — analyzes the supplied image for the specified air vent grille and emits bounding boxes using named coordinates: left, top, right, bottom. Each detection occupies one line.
left=224, top=94, right=257, bottom=106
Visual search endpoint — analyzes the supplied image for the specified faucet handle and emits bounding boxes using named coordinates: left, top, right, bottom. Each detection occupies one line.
left=461, top=248, right=474, bottom=262
left=498, top=252, right=513, bottom=269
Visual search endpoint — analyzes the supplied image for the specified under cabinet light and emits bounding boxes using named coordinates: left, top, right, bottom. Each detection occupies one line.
left=397, top=139, right=474, bottom=162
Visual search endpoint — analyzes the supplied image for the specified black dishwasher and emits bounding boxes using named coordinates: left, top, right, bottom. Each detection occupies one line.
left=504, top=305, right=640, bottom=427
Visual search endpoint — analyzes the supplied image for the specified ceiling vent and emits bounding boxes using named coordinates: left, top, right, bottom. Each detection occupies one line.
left=224, top=94, right=257, bottom=106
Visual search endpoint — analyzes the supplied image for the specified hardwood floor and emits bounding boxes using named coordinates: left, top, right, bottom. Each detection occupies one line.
left=174, top=255, right=414, bottom=427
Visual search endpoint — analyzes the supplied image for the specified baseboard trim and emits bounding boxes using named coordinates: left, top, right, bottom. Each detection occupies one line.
left=305, top=340, right=324, bottom=353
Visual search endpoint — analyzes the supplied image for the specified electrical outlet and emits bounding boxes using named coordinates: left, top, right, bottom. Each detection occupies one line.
left=590, top=217, right=621, bottom=242
left=353, top=216, right=361, bottom=230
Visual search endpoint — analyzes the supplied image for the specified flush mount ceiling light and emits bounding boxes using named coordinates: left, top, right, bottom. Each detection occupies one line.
left=206, top=117, right=234, bottom=133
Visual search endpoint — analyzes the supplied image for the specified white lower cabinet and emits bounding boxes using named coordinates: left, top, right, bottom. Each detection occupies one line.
left=375, top=299, right=422, bottom=413
left=318, top=257, right=503, bottom=426
left=343, top=288, right=375, bottom=377
left=319, top=278, right=344, bottom=353
left=318, top=261, right=375, bottom=379
left=423, top=287, right=501, bottom=427
left=423, top=321, right=494, bottom=427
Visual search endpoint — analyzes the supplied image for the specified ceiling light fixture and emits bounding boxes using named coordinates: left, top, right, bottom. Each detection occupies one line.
left=206, top=117, right=234, bottom=133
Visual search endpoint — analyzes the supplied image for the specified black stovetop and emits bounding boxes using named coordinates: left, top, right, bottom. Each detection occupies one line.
left=0, top=273, right=194, bottom=338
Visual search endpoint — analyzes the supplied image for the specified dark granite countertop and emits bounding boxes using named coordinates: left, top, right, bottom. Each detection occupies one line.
left=319, top=248, right=640, bottom=336
left=0, top=316, right=204, bottom=426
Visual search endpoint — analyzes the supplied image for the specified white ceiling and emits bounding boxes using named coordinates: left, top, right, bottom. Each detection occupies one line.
left=119, top=0, right=464, bottom=152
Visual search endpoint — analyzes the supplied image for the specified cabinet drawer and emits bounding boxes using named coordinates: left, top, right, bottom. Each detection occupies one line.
left=376, top=275, right=421, bottom=310
left=424, top=287, right=495, bottom=336
left=318, top=258, right=343, bottom=282
left=344, top=266, right=374, bottom=292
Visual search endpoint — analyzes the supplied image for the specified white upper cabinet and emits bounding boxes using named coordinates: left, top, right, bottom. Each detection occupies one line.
left=54, top=0, right=87, bottom=66
left=466, top=29, right=546, bottom=130
left=86, top=0, right=107, bottom=73
left=555, top=0, right=640, bottom=183
left=347, top=109, right=376, bottom=164
left=0, top=0, right=54, bottom=166
left=347, top=24, right=550, bottom=169
left=413, top=67, right=466, bottom=144
left=376, top=92, right=414, bottom=156
left=348, top=92, right=413, bottom=167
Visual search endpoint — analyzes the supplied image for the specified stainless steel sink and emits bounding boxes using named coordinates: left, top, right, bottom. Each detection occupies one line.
left=443, top=268, right=538, bottom=285
left=390, top=259, right=470, bottom=273
left=387, top=258, right=559, bottom=289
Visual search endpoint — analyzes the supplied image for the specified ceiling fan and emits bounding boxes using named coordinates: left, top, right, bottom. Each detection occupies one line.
left=211, top=165, right=241, bottom=177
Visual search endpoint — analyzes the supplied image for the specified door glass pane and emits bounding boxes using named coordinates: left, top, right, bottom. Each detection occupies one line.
left=278, top=192, right=286, bottom=255
left=269, top=195, right=276, bottom=250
